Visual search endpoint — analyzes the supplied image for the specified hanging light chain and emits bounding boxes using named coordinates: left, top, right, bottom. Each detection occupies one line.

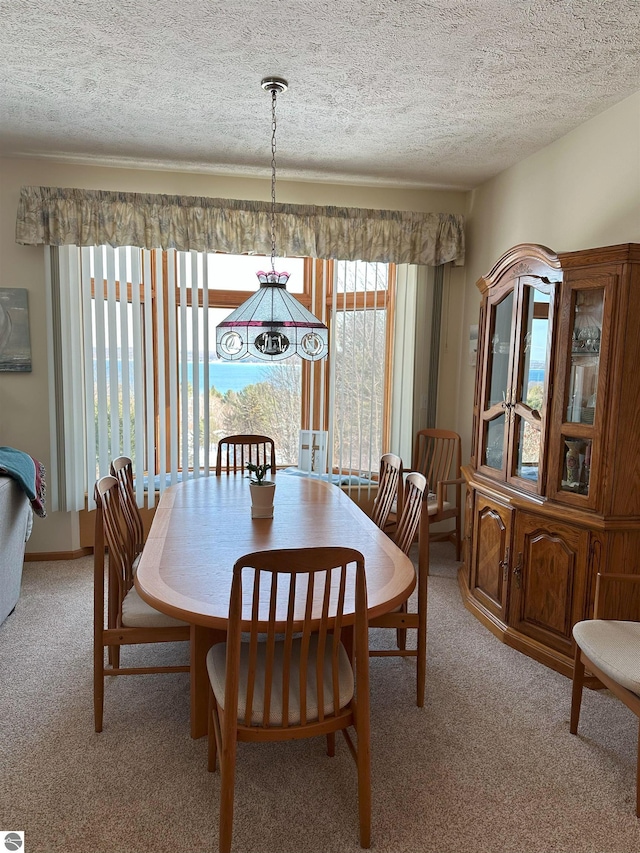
left=270, top=86, right=277, bottom=272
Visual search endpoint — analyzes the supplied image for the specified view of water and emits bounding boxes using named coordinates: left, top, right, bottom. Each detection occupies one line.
left=109, top=358, right=543, bottom=394
left=107, top=359, right=281, bottom=394
left=187, top=361, right=272, bottom=393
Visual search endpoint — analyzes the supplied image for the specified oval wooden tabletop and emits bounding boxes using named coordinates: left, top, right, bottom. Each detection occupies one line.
left=135, top=472, right=416, bottom=627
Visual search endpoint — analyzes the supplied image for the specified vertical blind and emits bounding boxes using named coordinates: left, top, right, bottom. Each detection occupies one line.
left=328, top=260, right=394, bottom=502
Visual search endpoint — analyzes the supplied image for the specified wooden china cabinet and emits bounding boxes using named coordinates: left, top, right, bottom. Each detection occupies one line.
left=459, top=243, right=640, bottom=677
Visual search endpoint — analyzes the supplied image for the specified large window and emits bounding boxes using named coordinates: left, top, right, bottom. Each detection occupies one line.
left=49, top=246, right=399, bottom=509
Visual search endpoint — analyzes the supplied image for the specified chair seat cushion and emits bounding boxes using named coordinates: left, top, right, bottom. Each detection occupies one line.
left=573, top=620, right=640, bottom=696
left=207, top=634, right=354, bottom=726
left=121, top=586, right=189, bottom=628
left=426, top=497, right=451, bottom=516
left=390, top=493, right=438, bottom=518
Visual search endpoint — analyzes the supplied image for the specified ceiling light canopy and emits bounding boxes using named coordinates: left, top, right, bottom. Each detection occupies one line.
left=216, top=77, right=328, bottom=362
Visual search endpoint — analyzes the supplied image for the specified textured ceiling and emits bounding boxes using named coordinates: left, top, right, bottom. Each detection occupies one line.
left=1, top=0, right=639, bottom=190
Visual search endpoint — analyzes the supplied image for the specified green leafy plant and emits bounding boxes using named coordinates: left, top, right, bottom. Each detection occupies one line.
left=246, top=462, right=272, bottom=485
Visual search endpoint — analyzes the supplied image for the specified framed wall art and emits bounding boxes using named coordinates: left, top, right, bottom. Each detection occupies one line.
left=0, top=288, right=32, bottom=372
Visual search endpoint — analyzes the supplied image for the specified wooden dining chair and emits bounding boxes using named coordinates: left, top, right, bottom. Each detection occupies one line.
left=369, top=471, right=429, bottom=707
left=109, top=455, right=144, bottom=567
left=93, top=475, right=190, bottom=732
left=370, top=452, right=403, bottom=533
left=570, top=572, right=640, bottom=816
left=215, top=434, right=276, bottom=476
left=206, top=546, right=371, bottom=852
left=408, top=429, right=463, bottom=560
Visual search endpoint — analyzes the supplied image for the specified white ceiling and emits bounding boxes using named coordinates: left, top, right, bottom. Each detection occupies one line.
left=2, top=1, right=639, bottom=191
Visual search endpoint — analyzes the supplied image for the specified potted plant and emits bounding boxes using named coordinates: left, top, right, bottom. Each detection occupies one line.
left=247, top=463, right=276, bottom=518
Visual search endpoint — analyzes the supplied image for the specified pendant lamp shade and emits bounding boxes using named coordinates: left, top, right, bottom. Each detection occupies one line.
left=215, top=78, right=328, bottom=362
left=216, top=271, right=328, bottom=361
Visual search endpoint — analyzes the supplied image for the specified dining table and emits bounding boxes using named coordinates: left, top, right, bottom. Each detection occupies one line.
left=135, top=471, right=417, bottom=737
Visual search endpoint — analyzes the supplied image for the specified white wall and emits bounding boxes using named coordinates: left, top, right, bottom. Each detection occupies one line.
left=449, top=89, right=640, bottom=470
left=0, top=158, right=466, bottom=552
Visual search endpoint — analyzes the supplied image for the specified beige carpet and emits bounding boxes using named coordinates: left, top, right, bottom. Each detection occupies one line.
left=1, top=543, right=639, bottom=853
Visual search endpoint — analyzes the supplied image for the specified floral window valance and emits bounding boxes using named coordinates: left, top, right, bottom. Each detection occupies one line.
left=16, top=185, right=465, bottom=266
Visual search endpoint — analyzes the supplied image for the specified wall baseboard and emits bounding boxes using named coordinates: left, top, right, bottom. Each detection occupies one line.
left=24, top=547, right=93, bottom=562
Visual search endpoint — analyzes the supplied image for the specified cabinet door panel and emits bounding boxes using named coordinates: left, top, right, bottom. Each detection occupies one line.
left=479, top=287, right=515, bottom=477
left=470, top=494, right=513, bottom=620
left=509, top=513, right=588, bottom=655
left=507, top=280, right=554, bottom=493
left=547, top=274, right=616, bottom=511
left=478, top=274, right=555, bottom=493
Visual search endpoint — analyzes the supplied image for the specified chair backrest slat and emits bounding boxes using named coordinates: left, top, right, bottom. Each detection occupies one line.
left=262, top=572, right=279, bottom=727
left=315, top=569, right=334, bottom=723
left=332, top=565, right=348, bottom=716
left=244, top=570, right=261, bottom=727
left=281, top=576, right=297, bottom=727
left=298, top=571, right=316, bottom=726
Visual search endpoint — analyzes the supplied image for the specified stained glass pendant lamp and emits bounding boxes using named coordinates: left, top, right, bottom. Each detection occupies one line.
left=216, top=77, right=328, bottom=362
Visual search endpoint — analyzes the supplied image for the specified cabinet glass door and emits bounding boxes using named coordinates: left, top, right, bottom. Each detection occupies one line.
left=482, top=290, right=514, bottom=471
left=548, top=278, right=610, bottom=507
left=566, top=289, right=602, bottom=427
left=510, top=286, right=552, bottom=486
left=558, top=287, right=603, bottom=496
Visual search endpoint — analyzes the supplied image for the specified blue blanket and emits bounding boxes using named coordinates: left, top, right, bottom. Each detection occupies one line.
left=0, top=446, right=47, bottom=517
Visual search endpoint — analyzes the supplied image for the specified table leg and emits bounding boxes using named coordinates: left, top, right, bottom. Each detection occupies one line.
left=190, top=624, right=225, bottom=738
